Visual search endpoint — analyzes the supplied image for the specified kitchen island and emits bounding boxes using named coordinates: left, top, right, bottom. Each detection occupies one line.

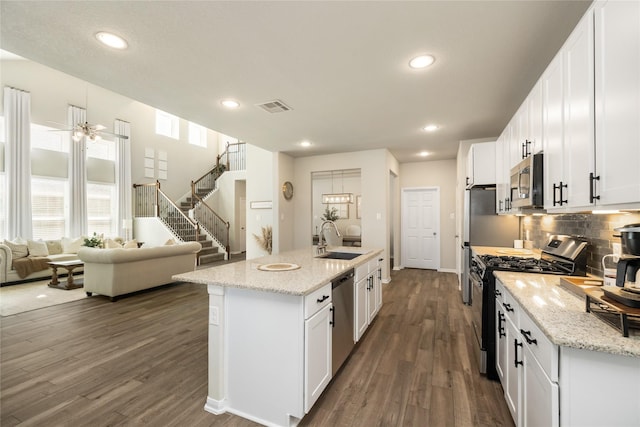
left=174, top=246, right=383, bottom=427
left=494, top=271, right=640, bottom=426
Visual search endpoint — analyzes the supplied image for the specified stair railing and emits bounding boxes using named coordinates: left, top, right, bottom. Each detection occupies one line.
left=191, top=141, right=246, bottom=205
left=191, top=190, right=230, bottom=254
left=133, top=181, right=200, bottom=242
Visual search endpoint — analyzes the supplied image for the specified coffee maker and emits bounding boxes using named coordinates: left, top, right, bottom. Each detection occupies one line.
left=615, top=257, right=640, bottom=287
left=614, top=224, right=640, bottom=287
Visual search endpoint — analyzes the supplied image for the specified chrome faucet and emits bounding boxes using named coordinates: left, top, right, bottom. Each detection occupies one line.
left=317, top=220, right=341, bottom=255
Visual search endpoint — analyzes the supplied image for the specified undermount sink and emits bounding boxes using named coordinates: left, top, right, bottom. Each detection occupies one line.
left=317, top=251, right=362, bottom=260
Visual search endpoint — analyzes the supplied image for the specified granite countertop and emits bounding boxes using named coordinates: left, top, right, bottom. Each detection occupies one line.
left=472, top=245, right=540, bottom=258
left=494, top=271, right=640, bottom=358
left=173, top=246, right=383, bottom=296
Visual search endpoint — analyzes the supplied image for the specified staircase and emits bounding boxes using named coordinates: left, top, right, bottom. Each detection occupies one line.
left=133, top=142, right=244, bottom=266
left=179, top=188, right=224, bottom=265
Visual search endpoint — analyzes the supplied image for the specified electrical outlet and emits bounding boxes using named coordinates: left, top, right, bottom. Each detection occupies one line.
left=612, top=242, right=622, bottom=257
left=210, top=306, right=220, bottom=325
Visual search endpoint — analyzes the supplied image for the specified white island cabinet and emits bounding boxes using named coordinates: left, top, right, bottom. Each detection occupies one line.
left=174, top=246, right=383, bottom=427
left=494, top=272, right=640, bottom=427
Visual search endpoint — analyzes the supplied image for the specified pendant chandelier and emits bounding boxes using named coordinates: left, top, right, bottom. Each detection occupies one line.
left=321, top=170, right=354, bottom=204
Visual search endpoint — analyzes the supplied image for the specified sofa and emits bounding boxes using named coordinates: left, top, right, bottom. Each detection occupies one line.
left=1, top=237, right=86, bottom=285
left=77, top=242, right=202, bottom=301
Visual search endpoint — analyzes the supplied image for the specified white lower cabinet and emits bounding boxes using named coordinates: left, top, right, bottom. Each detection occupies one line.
left=505, top=316, right=521, bottom=423
left=304, top=302, right=332, bottom=412
left=355, top=258, right=383, bottom=342
left=495, top=279, right=559, bottom=427
left=522, top=344, right=559, bottom=427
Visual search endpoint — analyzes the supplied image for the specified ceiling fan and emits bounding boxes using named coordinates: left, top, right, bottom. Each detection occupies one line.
left=49, top=121, right=129, bottom=142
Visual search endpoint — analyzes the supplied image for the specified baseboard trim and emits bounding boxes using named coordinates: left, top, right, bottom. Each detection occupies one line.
left=393, top=266, right=404, bottom=271
left=438, top=268, right=457, bottom=274
left=204, top=397, right=227, bottom=415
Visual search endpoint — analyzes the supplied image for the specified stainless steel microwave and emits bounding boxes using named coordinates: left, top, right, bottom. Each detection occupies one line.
left=510, top=153, right=544, bottom=209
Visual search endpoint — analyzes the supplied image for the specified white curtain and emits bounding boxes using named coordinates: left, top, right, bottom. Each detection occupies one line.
left=115, top=119, right=131, bottom=238
left=68, top=105, right=87, bottom=237
left=4, top=86, right=33, bottom=239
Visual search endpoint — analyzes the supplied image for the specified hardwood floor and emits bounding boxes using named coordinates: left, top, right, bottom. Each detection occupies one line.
left=1, top=269, right=513, bottom=427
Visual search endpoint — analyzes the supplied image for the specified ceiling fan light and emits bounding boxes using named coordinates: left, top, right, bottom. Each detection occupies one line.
left=95, top=32, right=128, bottom=49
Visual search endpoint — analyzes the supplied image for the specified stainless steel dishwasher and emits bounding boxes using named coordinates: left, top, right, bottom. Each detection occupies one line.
left=331, top=269, right=355, bottom=375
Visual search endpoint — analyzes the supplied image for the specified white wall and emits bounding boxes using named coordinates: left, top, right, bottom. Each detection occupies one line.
left=246, top=144, right=274, bottom=259
left=273, top=152, right=294, bottom=254
left=0, top=59, right=220, bottom=201
left=292, top=149, right=399, bottom=281
left=399, top=159, right=457, bottom=272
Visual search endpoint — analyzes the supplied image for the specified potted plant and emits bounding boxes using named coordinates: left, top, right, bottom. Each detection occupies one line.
left=321, top=206, right=340, bottom=222
left=83, top=232, right=104, bottom=248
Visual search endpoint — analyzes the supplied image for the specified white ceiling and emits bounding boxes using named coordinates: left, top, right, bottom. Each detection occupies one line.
left=0, top=1, right=591, bottom=162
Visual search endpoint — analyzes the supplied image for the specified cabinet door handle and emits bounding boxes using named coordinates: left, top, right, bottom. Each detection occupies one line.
left=498, top=311, right=506, bottom=338
left=522, top=142, right=526, bottom=159
left=520, top=329, right=538, bottom=345
left=560, top=181, right=568, bottom=205
left=466, top=177, right=470, bottom=186
left=589, top=172, right=600, bottom=203
left=504, top=303, right=514, bottom=313
left=330, top=306, right=335, bottom=327
left=378, top=268, right=382, bottom=281
left=525, top=139, right=532, bottom=157
left=499, top=199, right=503, bottom=211
left=514, top=339, right=523, bottom=367
left=552, top=183, right=559, bottom=206
left=495, top=289, right=502, bottom=297
left=317, top=295, right=329, bottom=303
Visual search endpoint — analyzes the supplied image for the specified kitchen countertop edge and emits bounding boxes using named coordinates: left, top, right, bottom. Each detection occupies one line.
left=173, top=246, right=383, bottom=296
left=494, top=271, right=640, bottom=358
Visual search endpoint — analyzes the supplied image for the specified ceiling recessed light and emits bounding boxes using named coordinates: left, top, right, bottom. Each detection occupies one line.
left=221, top=99, right=240, bottom=109
left=300, top=141, right=312, bottom=148
left=95, top=32, right=128, bottom=49
left=409, top=54, right=435, bottom=69
left=419, top=151, right=430, bottom=157
left=423, top=124, right=439, bottom=132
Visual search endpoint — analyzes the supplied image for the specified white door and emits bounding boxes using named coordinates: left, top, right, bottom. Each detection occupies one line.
left=402, top=188, right=440, bottom=270
left=238, top=196, right=246, bottom=252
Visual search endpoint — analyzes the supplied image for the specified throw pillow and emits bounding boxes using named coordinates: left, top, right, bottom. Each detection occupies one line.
left=164, top=239, right=176, bottom=245
left=27, top=240, right=49, bottom=257
left=123, top=239, right=138, bottom=249
left=45, top=240, right=63, bottom=255
left=61, top=236, right=84, bottom=254
left=104, top=238, right=122, bottom=249
left=4, top=240, right=28, bottom=259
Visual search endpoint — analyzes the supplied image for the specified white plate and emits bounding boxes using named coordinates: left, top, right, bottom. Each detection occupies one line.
left=258, top=263, right=301, bottom=271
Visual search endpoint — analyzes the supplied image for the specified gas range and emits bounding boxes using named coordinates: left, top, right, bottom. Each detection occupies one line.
left=475, top=235, right=589, bottom=279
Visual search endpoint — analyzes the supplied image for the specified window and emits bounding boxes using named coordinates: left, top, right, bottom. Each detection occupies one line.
left=86, top=138, right=116, bottom=161
left=87, top=182, right=117, bottom=237
left=31, top=123, right=69, bottom=152
left=31, top=177, right=68, bottom=240
left=0, top=116, right=5, bottom=238
left=155, top=109, right=179, bottom=139
left=188, top=122, right=207, bottom=147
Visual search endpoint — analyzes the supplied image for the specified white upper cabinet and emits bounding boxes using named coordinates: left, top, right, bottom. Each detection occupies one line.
left=543, top=10, right=595, bottom=211
left=592, top=0, right=640, bottom=207
left=466, top=141, right=496, bottom=188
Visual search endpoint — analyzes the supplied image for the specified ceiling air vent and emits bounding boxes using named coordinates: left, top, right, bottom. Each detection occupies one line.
left=255, top=99, right=292, bottom=113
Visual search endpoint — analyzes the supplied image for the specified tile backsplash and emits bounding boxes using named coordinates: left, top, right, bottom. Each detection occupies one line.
left=521, top=212, right=640, bottom=277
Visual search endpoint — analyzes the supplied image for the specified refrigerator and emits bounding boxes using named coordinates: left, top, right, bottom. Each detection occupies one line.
left=461, top=187, right=519, bottom=304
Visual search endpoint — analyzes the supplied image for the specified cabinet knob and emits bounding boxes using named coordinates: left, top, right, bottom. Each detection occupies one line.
left=520, top=329, right=538, bottom=345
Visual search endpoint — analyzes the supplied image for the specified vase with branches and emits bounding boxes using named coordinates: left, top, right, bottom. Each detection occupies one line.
left=252, top=225, right=272, bottom=254
left=321, top=206, right=340, bottom=222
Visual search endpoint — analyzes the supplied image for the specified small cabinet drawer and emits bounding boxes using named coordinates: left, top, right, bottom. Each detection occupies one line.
left=495, top=279, right=506, bottom=305
left=355, top=262, right=369, bottom=282
left=305, top=283, right=332, bottom=319
left=519, top=310, right=558, bottom=381
left=502, top=288, right=520, bottom=326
